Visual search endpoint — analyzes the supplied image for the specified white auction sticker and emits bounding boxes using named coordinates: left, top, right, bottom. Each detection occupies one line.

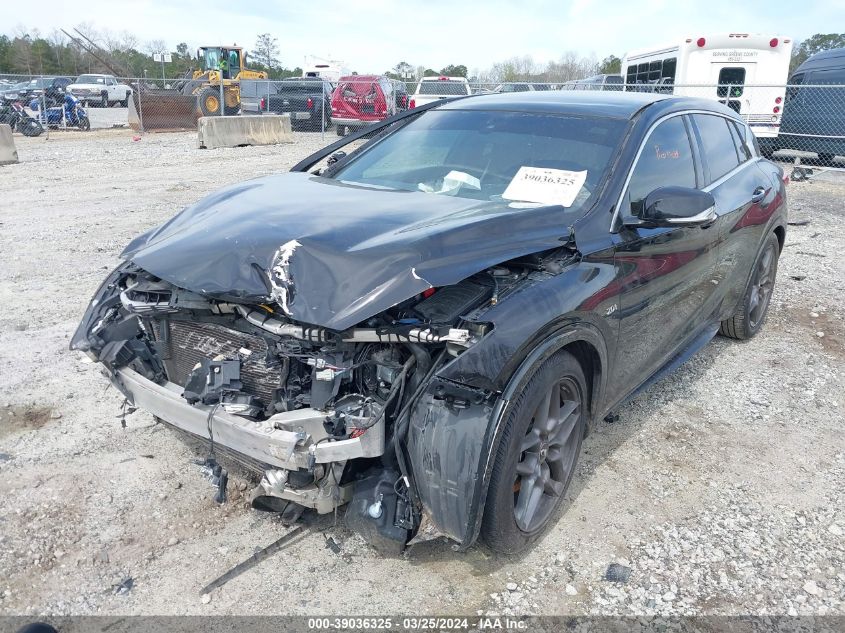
left=502, top=167, right=587, bottom=207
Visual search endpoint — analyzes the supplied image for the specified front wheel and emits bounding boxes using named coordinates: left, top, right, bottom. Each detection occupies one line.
left=198, top=87, right=222, bottom=117
left=77, top=116, right=91, bottom=131
left=481, top=350, right=587, bottom=554
left=720, top=232, right=780, bottom=340
left=120, top=94, right=129, bottom=108
left=100, top=92, right=108, bottom=108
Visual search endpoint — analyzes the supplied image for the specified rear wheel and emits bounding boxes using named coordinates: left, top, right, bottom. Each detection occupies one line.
left=481, top=350, right=587, bottom=554
left=77, top=115, right=91, bottom=132
left=100, top=92, right=108, bottom=108
left=20, top=119, right=43, bottom=137
left=720, top=232, right=780, bottom=340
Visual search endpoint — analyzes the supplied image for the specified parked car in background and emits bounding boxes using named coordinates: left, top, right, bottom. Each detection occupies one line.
left=409, top=76, right=471, bottom=108
left=562, top=75, right=624, bottom=90
left=73, top=91, right=787, bottom=556
left=331, top=75, right=408, bottom=135
left=1, top=81, right=30, bottom=103
left=67, top=74, right=133, bottom=108
left=260, top=77, right=333, bottom=130
left=18, top=76, right=73, bottom=104
left=494, top=83, right=553, bottom=92
left=771, top=47, right=845, bottom=163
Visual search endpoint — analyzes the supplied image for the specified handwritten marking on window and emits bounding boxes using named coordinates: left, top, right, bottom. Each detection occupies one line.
left=654, top=145, right=680, bottom=159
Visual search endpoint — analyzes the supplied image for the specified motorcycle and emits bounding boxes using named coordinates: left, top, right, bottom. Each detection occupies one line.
left=0, top=101, right=44, bottom=136
left=31, top=94, right=90, bottom=131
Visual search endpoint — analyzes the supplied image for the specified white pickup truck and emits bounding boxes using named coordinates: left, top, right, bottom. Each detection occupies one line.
left=409, top=76, right=471, bottom=108
left=67, top=74, right=133, bottom=108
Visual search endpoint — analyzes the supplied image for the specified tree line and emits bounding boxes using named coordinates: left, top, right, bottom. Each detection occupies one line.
left=1, top=25, right=842, bottom=83
left=0, top=28, right=301, bottom=80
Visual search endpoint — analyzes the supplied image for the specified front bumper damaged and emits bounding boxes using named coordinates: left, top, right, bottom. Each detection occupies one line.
left=114, top=366, right=383, bottom=512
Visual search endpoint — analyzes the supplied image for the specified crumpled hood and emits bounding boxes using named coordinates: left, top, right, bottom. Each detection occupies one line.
left=122, top=172, right=569, bottom=330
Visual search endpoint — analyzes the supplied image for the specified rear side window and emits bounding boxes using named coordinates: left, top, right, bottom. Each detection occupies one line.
left=785, top=73, right=804, bottom=102
left=627, top=116, right=696, bottom=215
left=692, top=114, right=741, bottom=183
left=727, top=120, right=752, bottom=162
left=807, top=67, right=845, bottom=84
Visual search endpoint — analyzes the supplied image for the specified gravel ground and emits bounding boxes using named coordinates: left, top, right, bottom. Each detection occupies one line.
left=0, top=129, right=842, bottom=618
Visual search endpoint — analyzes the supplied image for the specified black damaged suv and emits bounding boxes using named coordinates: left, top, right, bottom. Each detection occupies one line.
left=73, top=91, right=787, bottom=554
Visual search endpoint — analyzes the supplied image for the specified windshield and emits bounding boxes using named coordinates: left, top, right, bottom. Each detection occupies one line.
left=76, top=75, right=106, bottom=84
left=334, top=109, right=625, bottom=212
left=202, top=48, right=222, bottom=71
left=417, top=80, right=469, bottom=96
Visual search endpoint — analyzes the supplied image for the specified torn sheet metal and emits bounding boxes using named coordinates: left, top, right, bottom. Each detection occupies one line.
left=119, top=173, right=569, bottom=331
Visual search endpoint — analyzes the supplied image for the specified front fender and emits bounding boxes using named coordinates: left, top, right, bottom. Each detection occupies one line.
left=407, top=326, right=609, bottom=549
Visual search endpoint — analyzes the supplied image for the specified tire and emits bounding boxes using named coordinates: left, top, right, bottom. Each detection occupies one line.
left=120, top=94, right=129, bottom=108
left=77, top=116, right=91, bottom=132
left=20, top=119, right=43, bottom=137
left=481, top=349, right=587, bottom=554
left=719, top=232, right=780, bottom=340
left=198, top=87, right=222, bottom=117
left=100, top=92, right=108, bottom=108
left=817, top=153, right=836, bottom=166
left=336, top=125, right=345, bottom=136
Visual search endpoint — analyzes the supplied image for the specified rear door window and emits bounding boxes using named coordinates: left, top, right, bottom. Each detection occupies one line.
left=692, top=114, right=742, bottom=183
left=627, top=116, right=697, bottom=215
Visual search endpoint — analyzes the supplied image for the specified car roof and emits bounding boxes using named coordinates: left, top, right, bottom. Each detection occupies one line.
left=439, top=90, right=736, bottom=120
left=338, top=75, right=382, bottom=81
left=792, top=47, right=845, bottom=74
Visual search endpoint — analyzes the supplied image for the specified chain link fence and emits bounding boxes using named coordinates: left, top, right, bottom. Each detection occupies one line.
left=2, top=73, right=843, bottom=168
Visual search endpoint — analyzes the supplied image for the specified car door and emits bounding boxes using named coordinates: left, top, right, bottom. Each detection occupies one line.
left=689, top=113, right=780, bottom=319
left=106, top=77, right=117, bottom=101
left=609, top=114, right=722, bottom=403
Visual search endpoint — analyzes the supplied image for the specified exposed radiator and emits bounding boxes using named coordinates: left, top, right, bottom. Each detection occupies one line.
left=156, top=320, right=283, bottom=405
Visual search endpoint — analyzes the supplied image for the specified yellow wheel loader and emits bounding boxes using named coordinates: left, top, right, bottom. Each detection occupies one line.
left=128, top=46, right=268, bottom=131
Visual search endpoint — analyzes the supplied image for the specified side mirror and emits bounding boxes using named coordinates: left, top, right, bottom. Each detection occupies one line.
left=628, top=186, right=716, bottom=227
left=326, top=151, right=347, bottom=166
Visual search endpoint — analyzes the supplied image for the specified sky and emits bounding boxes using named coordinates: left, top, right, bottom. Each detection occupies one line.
left=4, top=0, right=844, bottom=74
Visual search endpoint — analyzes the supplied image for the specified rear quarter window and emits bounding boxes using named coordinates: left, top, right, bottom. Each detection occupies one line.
left=727, top=120, right=753, bottom=161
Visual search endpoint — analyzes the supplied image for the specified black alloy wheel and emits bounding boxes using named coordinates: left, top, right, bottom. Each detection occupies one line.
left=513, top=375, right=583, bottom=532
left=481, top=349, right=587, bottom=553
left=720, top=232, right=780, bottom=339
left=748, top=240, right=777, bottom=330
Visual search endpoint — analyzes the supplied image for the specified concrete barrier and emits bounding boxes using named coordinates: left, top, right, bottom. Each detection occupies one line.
left=0, top=124, right=19, bottom=166
left=197, top=115, right=294, bottom=150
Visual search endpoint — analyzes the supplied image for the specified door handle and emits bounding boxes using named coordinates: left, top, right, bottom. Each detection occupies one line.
left=750, top=186, right=767, bottom=203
